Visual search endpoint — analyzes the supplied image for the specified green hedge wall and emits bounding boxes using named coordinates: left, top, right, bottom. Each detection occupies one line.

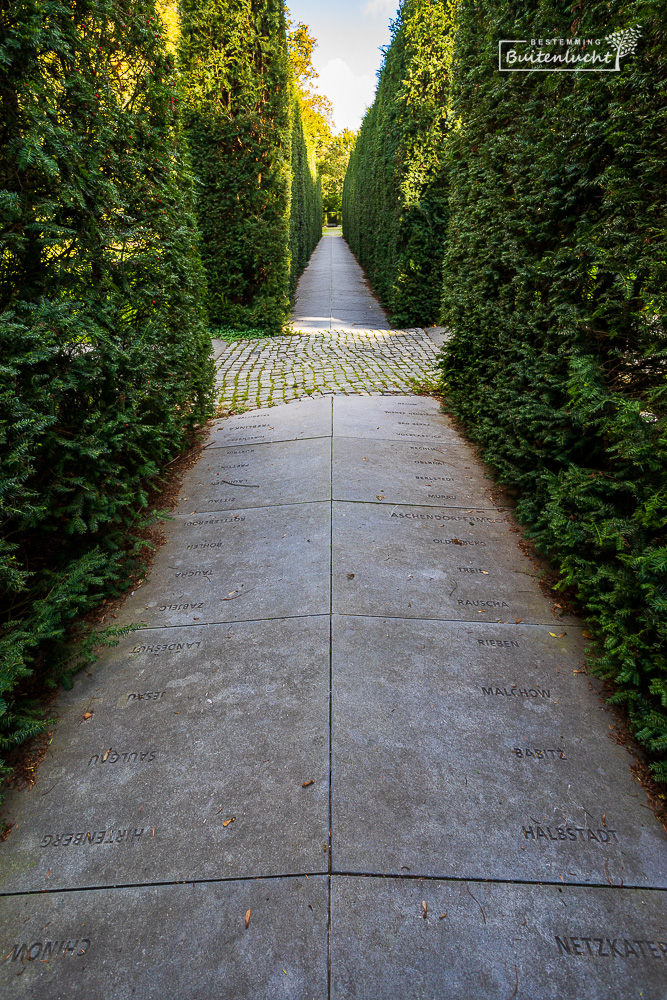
left=179, top=0, right=321, bottom=333
left=0, top=0, right=213, bottom=768
left=289, top=95, right=322, bottom=296
left=439, top=0, right=667, bottom=778
left=342, top=0, right=455, bottom=327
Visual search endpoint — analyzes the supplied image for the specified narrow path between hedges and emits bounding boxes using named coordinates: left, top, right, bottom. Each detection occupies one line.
left=213, top=229, right=440, bottom=410
left=1, top=234, right=666, bottom=999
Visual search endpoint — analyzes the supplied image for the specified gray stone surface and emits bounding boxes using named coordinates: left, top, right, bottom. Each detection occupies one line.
left=330, top=876, right=667, bottom=1000
left=332, top=501, right=569, bottom=626
left=333, top=436, right=497, bottom=508
left=0, top=876, right=328, bottom=999
left=208, top=396, right=332, bottom=447
left=333, top=394, right=458, bottom=443
left=291, top=230, right=389, bottom=331
left=116, top=503, right=331, bottom=628
left=214, top=331, right=438, bottom=411
left=331, top=617, right=666, bottom=887
left=0, top=619, right=329, bottom=892
left=174, top=437, right=332, bottom=515
left=2, top=379, right=666, bottom=994
left=424, top=325, right=451, bottom=350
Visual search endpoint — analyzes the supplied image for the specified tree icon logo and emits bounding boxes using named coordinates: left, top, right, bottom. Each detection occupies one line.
left=605, top=26, right=642, bottom=71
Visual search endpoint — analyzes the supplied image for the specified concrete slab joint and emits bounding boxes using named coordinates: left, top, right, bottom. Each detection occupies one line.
left=1, top=234, right=665, bottom=999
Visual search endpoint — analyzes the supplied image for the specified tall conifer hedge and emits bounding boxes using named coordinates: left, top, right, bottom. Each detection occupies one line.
left=179, top=0, right=321, bottom=332
left=0, top=0, right=213, bottom=768
left=342, top=0, right=455, bottom=326
left=344, top=0, right=667, bottom=778
left=440, top=0, right=667, bottom=779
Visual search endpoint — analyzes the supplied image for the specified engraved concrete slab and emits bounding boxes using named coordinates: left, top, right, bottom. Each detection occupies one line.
left=116, top=503, right=330, bottom=628
left=0, top=619, right=329, bottom=892
left=333, top=394, right=459, bottom=443
left=333, top=436, right=497, bottom=508
left=0, top=876, right=328, bottom=999
left=332, top=502, right=569, bottom=626
left=174, top=437, right=331, bottom=515
left=331, top=617, right=667, bottom=887
left=208, top=396, right=332, bottom=448
left=331, top=876, right=667, bottom=1000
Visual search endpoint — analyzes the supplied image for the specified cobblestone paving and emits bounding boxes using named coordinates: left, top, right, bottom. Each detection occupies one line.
left=212, top=328, right=440, bottom=411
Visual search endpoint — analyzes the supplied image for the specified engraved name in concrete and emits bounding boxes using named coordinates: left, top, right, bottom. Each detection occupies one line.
left=127, top=691, right=166, bottom=702
left=132, top=641, right=201, bottom=653
left=4, top=939, right=91, bottom=964
left=433, top=538, right=486, bottom=545
left=522, top=824, right=618, bottom=843
left=40, top=828, right=148, bottom=847
left=482, top=686, right=551, bottom=698
left=479, top=638, right=518, bottom=646
left=158, top=604, right=204, bottom=613
left=88, top=750, right=157, bottom=766
left=512, top=746, right=566, bottom=759
left=458, top=599, right=510, bottom=608
left=390, top=512, right=499, bottom=523
left=555, top=936, right=667, bottom=959
left=185, top=516, right=245, bottom=527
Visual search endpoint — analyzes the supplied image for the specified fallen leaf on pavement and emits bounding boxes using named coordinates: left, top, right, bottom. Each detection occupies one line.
left=422, top=900, right=427, bottom=919
left=222, top=817, right=235, bottom=828
left=245, top=909, right=251, bottom=929
left=302, top=779, right=314, bottom=788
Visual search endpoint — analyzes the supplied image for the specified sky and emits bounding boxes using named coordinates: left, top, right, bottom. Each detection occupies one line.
left=287, top=1, right=400, bottom=133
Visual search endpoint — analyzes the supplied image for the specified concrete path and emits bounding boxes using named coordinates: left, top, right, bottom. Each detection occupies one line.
left=291, top=227, right=388, bottom=331
left=1, top=236, right=666, bottom=998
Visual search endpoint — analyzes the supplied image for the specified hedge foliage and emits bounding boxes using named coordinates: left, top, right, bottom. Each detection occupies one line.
left=440, top=0, right=667, bottom=780
left=179, top=0, right=321, bottom=332
left=342, top=0, right=455, bottom=326
left=346, top=0, right=667, bottom=778
left=0, top=0, right=214, bottom=770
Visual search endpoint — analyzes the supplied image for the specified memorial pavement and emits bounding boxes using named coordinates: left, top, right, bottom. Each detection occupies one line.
left=1, top=395, right=665, bottom=999
left=1, top=234, right=665, bottom=997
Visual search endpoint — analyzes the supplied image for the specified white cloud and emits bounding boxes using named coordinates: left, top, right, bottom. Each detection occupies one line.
left=362, top=0, right=398, bottom=16
left=318, top=58, right=377, bottom=133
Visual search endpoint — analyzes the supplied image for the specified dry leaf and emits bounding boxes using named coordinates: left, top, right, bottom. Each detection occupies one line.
left=481, top=571, right=489, bottom=575
left=302, top=779, right=314, bottom=788
left=515, top=618, right=523, bottom=624
left=549, top=632, right=557, bottom=637
left=439, top=912, right=448, bottom=920
left=245, top=909, right=251, bottom=929
left=422, top=900, right=427, bottom=919
left=83, top=712, right=93, bottom=720
left=582, top=630, right=593, bottom=639
left=222, top=817, right=235, bottom=828
left=347, top=573, right=355, bottom=579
